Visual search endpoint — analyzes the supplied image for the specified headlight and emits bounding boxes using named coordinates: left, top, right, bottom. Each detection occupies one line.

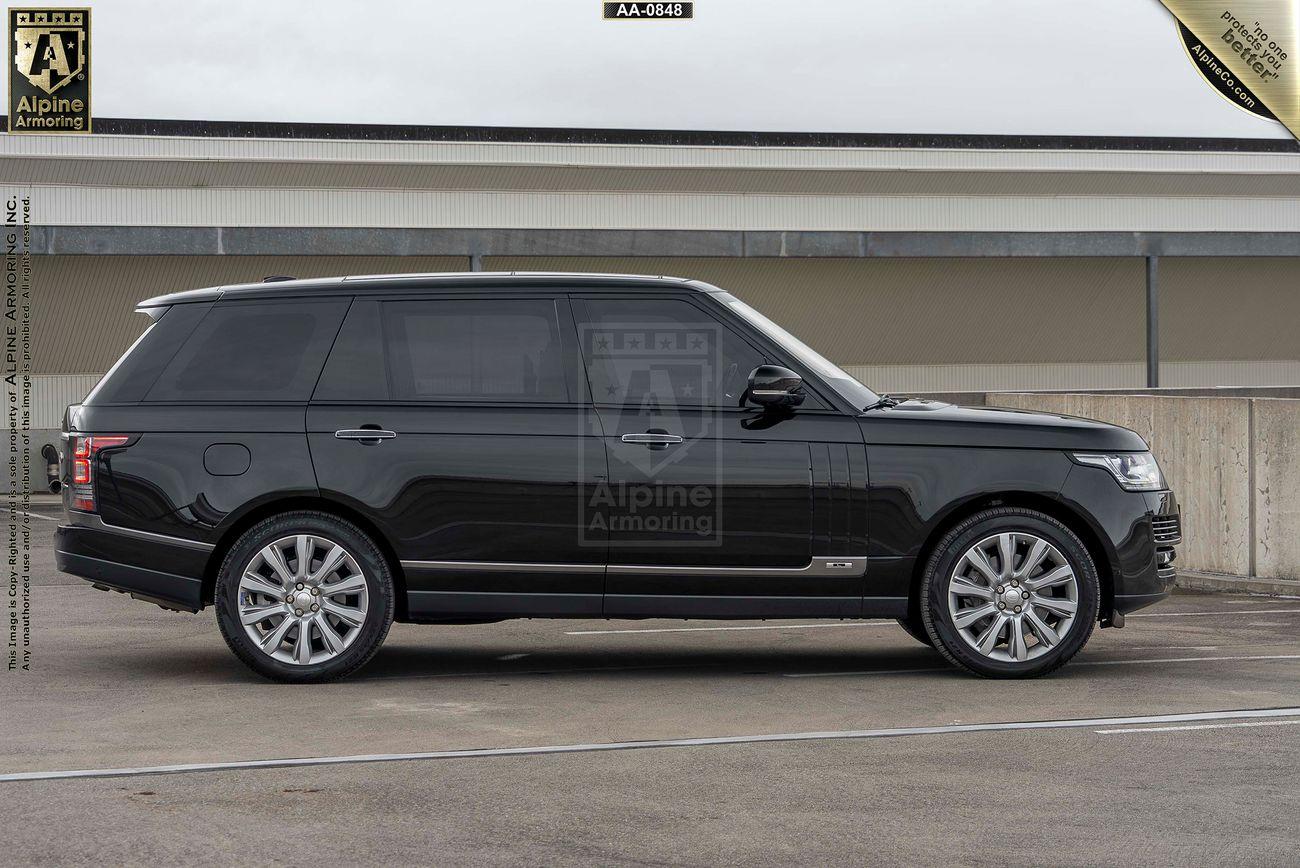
left=1072, top=451, right=1165, bottom=491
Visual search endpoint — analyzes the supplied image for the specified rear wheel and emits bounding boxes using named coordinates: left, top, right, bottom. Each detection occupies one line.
left=919, top=508, right=1099, bottom=678
left=215, top=512, right=394, bottom=683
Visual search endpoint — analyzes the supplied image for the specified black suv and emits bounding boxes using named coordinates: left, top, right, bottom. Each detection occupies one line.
left=56, top=273, right=1181, bottom=682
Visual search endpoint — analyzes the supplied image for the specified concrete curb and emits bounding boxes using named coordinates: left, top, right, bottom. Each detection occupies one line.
left=1176, top=570, right=1300, bottom=597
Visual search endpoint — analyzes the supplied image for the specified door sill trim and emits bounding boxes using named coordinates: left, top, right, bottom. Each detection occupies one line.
left=401, top=560, right=604, bottom=574
left=607, top=557, right=866, bottom=578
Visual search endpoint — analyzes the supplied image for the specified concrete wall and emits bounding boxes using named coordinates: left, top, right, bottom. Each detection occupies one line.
left=991, top=392, right=1299, bottom=581
left=1254, top=400, right=1300, bottom=579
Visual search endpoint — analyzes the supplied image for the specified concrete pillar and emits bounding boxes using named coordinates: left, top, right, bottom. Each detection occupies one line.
left=1146, top=256, right=1159, bottom=388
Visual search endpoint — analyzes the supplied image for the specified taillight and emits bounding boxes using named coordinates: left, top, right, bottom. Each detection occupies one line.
left=66, top=434, right=131, bottom=512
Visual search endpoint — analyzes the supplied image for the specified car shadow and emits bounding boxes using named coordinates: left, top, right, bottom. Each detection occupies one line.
left=98, top=640, right=962, bottom=686
left=353, top=642, right=954, bottom=683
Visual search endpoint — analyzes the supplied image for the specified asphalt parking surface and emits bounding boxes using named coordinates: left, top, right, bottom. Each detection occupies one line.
left=3, top=504, right=1299, bottom=866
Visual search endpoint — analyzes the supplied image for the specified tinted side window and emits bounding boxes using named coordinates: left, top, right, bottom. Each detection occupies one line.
left=576, top=298, right=764, bottom=408
left=382, top=299, right=568, bottom=402
left=146, top=300, right=349, bottom=402
left=313, top=300, right=387, bottom=401
left=85, top=302, right=213, bottom=405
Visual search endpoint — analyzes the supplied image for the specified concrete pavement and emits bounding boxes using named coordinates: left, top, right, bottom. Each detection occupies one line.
left=2, top=503, right=1299, bottom=865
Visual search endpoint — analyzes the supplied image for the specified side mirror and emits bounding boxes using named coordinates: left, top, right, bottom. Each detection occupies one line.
left=745, top=365, right=805, bottom=408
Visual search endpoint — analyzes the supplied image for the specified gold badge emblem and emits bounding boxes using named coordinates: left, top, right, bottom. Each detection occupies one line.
left=1160, top=1, right=1296, bottom=138
left=8, top=8, right=91, bottom=133
left=13, top=8, right=85, bottom=93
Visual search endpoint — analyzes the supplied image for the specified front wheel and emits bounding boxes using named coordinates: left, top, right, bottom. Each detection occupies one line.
left=919, top=508, right=1099, bottom=678
left=215, top=512, right=395, bottom=683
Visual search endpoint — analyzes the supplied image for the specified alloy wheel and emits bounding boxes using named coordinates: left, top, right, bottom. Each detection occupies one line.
left=946, top=532, right=1079, bottom=663
left=237, top=534, right=370, bottom=666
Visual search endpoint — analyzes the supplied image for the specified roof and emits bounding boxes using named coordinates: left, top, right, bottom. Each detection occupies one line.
left=7, top=116, right=1298, bottom=152
left=137, top=271, right=709, bottom=308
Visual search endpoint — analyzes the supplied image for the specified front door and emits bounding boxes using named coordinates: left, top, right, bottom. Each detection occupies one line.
left=307, top=294, right=607, bottom=618
left=572, top=295, right=866, bottom=618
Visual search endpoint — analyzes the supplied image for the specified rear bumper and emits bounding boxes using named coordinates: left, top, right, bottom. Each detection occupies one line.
left=55, top=517, right=211, bottom=612
left=1113, top=591, right=1171, bottom=616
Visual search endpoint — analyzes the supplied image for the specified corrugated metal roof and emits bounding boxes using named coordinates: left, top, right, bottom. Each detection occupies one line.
left=16, top=185, right=1300, bottom=232
left=6, top=117, right=1298, bottom=152
left=5, top=129, right=1299, bottom=233
left=4, top=130, right=1300, bottom=171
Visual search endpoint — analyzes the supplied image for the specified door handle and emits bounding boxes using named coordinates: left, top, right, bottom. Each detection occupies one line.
left=621, top=433, right=684, bottom=445
left=335, top=428, right=397, bottom=443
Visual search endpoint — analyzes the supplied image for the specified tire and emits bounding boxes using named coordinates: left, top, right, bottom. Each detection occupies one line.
left=919, top=507, right=1099, bottom=679
left=215, top=511, right=395, bottom=683
left=896, top=615, right=934, bottom=648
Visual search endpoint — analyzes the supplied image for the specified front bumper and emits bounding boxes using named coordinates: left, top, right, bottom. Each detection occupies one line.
left=1113, top=488, right=1182, bottom=615
left=1059, top=466, right=1182, bottom=620
left=55, top=515, right=210, bottom=612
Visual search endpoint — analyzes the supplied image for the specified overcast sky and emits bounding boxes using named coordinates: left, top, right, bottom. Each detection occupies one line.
left=11, top=0, right=1290, bottom=138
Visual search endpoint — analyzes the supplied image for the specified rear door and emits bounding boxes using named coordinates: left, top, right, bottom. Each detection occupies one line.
left=307, top=293, right=608, bottom=619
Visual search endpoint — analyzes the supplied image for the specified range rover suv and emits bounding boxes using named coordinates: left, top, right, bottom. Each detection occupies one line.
left=55, top=273, right=1181, bottom=682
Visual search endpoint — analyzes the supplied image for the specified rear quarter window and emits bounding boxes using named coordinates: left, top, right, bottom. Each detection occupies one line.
left=145, top=299, right=349, bottom=402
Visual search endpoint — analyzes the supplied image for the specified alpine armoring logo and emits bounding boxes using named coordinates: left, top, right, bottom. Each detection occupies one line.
left=8, top=8, right=91, bottom=133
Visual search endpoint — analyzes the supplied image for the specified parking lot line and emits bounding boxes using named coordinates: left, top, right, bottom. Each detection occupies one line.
left=1129, top=608, right=1300, bottom=618
left=565, top=607, right=1300, bottom=636
left=1095, top=719, right=1300, bottom=735
left=0, top=507, right=60, bottom=522
left=784, top=652, right=1300, bottom=678
left=3, top=706, right=1297, bottom=785
left=1080, top=653, right=1300, bottom=666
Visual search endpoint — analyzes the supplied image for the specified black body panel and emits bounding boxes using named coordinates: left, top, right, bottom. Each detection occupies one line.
left=858, top=440, right=1076, bottom=601
left=860, top=401, right=1150, bottom=452
left=54, top=520, right=208, bottom=612
left=67, top=404, right=320, bottom=546
left=1058, top=467, right=1181, bottom=612
left=56, top=273, right=1182, bottom=627
left=308, top=403, right=608, bottom=618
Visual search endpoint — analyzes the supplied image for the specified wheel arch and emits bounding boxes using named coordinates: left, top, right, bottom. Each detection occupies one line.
left=906, top=491, right=1119, bottom=626
left=201, top=496, right=409, bottom=621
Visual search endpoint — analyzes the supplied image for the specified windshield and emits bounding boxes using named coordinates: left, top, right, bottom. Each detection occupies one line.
left=721, top=294, right=881, bottom=410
